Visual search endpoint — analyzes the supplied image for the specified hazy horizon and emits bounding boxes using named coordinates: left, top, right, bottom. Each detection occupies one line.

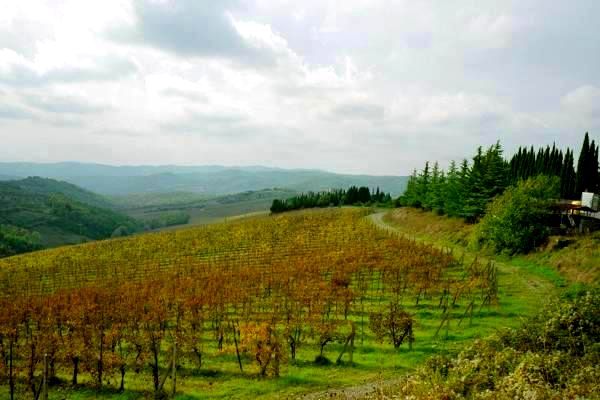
left=1, top=1, right=599, bottom=175
left=0, top=160, right=409, bottom=178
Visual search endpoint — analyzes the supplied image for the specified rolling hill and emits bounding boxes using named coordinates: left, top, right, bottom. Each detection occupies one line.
left=10, top=176, right=115, bottom=209
left=0, top=162, right=409, bottom=196
left=0, top=178, right=141, bottom=256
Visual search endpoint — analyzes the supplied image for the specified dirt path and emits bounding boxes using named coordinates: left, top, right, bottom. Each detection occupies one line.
left=299, top=379, right=399, bottom=400
left=369, top=211, right=556, bottom=292
left=298, top=210, right=557, bottom=400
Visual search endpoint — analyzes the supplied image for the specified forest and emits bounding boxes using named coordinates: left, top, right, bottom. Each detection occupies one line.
left=399, top=133, right=599, bottom=220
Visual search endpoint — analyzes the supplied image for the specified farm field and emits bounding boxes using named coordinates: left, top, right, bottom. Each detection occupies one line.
left=0, top=208, right=560, bottom=399
left=118, top=189, right=296, bottom=230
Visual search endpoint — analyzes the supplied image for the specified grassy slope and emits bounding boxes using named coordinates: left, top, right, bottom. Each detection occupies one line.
left=381, top=208, right=598, bottom=285
left=2, top=207, right=568, bottom=400
left=373, top=209, right=562, bottom=318
left=292, top=209, right=579, bottom=399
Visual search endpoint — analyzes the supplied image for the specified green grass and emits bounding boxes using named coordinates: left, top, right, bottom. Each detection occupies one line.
left=37, top=290, right=547, bottom=400
left=497, top=256, right=567, bottom=287
left=3, top=209, right=565, bottom=399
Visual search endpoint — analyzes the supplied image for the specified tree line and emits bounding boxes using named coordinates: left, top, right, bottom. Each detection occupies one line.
left=399, top=142, right=508, bottom=221
left=270, top=186, right=392, bottom=213
left=399, top=132, right=599, bottom=222
left=509, top=132, right=599, bottom=198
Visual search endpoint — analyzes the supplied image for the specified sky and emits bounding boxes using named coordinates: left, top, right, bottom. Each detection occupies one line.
left=0, top=0, right=599, bottom=175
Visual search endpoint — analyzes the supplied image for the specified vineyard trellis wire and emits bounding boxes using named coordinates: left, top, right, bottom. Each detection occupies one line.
left=0, top=208, right=498, bottom=399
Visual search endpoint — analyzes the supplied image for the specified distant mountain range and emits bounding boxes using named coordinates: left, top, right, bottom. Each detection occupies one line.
left=0, top=162, right=409, bottom=196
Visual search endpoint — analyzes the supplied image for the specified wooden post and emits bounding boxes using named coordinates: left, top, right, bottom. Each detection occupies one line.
left=360, top=296, right=364, bottom=345
left=9, top=340, right=14, bottom=400
left=349, top=333, right=354, bottom=365
left=42, top=353, right=48, bottom=400
left=231, top=323, right=243, bottom=373
left=171, top=340, right=177, bottom=398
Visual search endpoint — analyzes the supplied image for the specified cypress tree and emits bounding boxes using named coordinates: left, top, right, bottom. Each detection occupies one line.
left=357, top=186, right=371, bottom=203
left=560, top=149, right=576, bottom=199
left=590, top=141, right=599, bottom=193
left=527, top=146, right=536, bottom=178
left=575, top=132, right=591, bottom=193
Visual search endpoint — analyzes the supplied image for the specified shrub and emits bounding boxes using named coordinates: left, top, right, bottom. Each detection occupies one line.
left=374, top=290, right=600, bottom=400
left=472, top=175, right=559, bottom=254
left=0, top=225, right=42, bottom=257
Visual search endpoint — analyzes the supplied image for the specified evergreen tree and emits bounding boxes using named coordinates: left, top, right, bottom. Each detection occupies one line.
left=424, top=162, right=445, bottom=213
left=400, top=169, right=420, bottom=207
left=443, top=161, right=462, bottom=217
left=415, top=162, right=431, bottom=209
left=560, top=149, right=577, bottom=199
left=357, top=186, right=371, bottom=203
left=526, top=146, right=536, bottom=178
left=456, top=143, right=508, bottom=221
left=590, top=141, right=599, bottom=193
left=461, top=147, right=487, bottom=221
left=575, top=132, right=591, bottom=193
left=483, top=142, right=509, bottom=199
left=506, top=134, right=600, bottom=199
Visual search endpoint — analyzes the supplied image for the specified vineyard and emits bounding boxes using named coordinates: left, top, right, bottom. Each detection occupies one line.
left=0, top=208, right=499, bottom=399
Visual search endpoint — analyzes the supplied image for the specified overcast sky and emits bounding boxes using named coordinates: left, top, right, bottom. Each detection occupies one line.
left=1, top=1, right=599, bottom=175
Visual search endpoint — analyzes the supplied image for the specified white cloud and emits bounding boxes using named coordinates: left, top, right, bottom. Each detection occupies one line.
left=462, top=14, right=520, bottom=49
left=561, top=85, right=600, bottom=114
left=0, top=0, right=599, bottom=175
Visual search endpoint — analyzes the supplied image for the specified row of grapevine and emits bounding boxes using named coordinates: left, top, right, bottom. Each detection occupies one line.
left=0, top=209, right=497, bottom=398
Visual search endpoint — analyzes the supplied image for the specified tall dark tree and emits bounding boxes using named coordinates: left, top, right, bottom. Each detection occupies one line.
left=507, top=133, right=598, bottom=199
left=415, top=162, right=431, bottom=209
left=560, top=149, right=577, bottom=199
left=590, top=140, right=599, bottom=193
left=575, top=132, right=591, bottom=193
